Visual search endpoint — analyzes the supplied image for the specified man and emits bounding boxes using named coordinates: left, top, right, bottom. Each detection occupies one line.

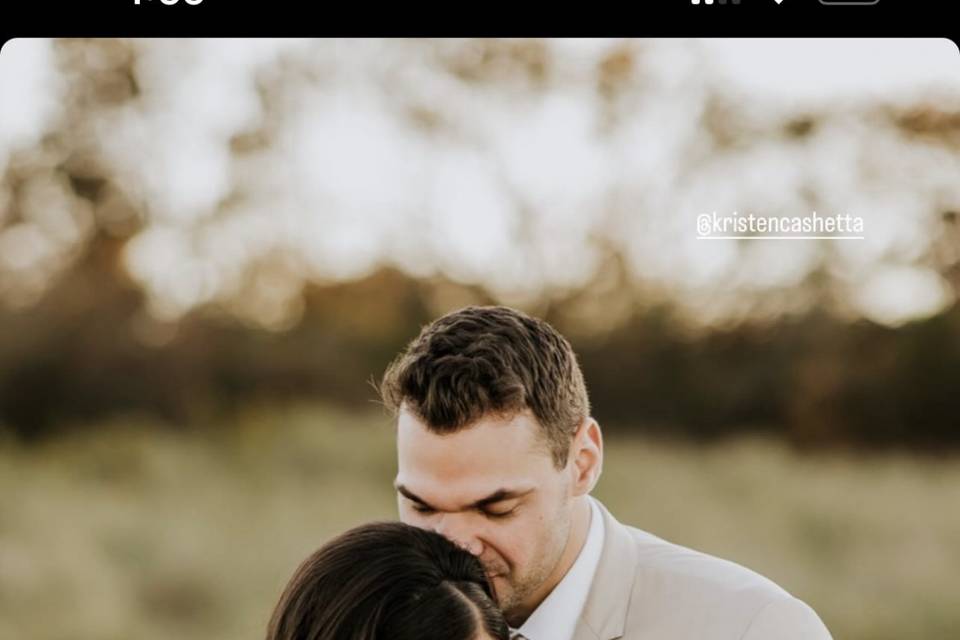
left=381, top=306, right=832, bottom=640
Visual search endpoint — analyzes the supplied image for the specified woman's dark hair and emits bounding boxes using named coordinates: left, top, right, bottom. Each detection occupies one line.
left=266, top=522, right=510, bottom=640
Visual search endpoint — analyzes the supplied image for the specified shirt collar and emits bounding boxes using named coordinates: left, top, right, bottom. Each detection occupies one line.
left=514, top=495, right=605, bottom=640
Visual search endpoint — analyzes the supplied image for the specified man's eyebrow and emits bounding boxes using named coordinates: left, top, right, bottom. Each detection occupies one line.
left=472, top=488, right=533, bottom=509
left=395, top=483, right=432, bottom=507
left=394, top=483, right=533, bottom=511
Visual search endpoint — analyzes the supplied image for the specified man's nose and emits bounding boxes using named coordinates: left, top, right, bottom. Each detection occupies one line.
left=433, top=513, right=483, bottom=556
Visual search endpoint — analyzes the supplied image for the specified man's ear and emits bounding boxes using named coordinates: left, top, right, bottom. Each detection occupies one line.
left=570, top=417, right=603, bottom=496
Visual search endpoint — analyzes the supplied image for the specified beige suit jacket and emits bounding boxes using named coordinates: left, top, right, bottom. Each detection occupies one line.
left=573, top=501, right=832, bottom=640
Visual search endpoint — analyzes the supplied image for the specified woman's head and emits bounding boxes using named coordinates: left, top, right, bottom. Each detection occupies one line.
left=266, top=522, right=510, bottom=640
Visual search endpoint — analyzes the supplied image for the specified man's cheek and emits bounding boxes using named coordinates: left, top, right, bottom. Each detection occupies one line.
left=486, top=538, right=521, bottom=573
left=397, top=504, right=423, bottom=526
left=396, top=500, right=409, bottom=522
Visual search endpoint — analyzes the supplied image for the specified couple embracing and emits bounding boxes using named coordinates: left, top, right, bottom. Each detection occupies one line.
left=266, top=306, right=831, bottom=640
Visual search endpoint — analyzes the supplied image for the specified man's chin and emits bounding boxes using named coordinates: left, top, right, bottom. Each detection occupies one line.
left=485, top=574, right=505, bottom=595
left=488, top=576, right=526, bottom=615
left=485, top=575, right=510, bottom=604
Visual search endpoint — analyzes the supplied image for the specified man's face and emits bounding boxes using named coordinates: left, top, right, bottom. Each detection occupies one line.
left=395, top=408, right=576, bottom=623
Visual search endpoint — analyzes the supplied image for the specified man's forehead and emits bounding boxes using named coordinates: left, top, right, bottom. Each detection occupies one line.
left=395, top=406, right=548, bottom=455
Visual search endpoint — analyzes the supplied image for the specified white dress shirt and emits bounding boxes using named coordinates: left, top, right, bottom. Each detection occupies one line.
left=513, top=496, right=605, bottom=640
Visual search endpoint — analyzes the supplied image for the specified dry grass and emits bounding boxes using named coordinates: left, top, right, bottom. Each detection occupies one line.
left=1, top=404, right=957, bottom=640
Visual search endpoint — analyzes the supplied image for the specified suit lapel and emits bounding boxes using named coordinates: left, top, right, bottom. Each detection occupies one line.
left=573, top=500, right=638, bottom=640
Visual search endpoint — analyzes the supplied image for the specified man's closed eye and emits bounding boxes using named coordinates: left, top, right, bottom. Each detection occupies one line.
left=412, top=504, right=516, bottom=519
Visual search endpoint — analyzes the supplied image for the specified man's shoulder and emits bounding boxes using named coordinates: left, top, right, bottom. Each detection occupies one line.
left=576, top=502, right=831, bottom=639
left=622, top=523, right=788, bottom=598
left=614, top=523, right=831, bottom=639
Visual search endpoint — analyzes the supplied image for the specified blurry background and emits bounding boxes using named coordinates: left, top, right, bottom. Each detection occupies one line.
left=0, top=38, right=958, bottom=640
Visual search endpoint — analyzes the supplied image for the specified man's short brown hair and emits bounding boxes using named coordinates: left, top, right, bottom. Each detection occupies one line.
left=380, top=306, right=590, bottom=468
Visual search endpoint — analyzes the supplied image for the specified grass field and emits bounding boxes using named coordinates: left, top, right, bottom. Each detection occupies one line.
left=1, top=404, right=958, bottom=639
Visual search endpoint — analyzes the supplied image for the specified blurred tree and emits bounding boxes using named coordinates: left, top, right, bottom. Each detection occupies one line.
left=0, top=39, right=958, bottom=449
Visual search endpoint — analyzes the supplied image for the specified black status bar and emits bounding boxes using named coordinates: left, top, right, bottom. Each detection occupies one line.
left=0, top=0, right=956, bottom=40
